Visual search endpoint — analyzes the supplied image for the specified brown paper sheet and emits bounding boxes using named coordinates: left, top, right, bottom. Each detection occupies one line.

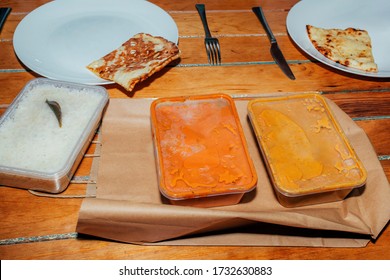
left=76, top=96, right=390, bottom=247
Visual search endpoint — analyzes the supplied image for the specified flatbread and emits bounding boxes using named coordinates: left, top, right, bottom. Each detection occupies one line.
left=306, top=25, right=377, bottom=72
left=87, top=33, right=180, bottom=91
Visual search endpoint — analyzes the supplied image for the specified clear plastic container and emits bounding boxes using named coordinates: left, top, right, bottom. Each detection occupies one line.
left=151, top=94, right=257, bottom=207
left=0, top=78, right=109, bottom=193
left=248, top=93, right=367, bottom=207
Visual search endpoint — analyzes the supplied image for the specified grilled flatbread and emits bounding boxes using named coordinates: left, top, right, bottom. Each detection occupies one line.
left=306, top=25, right=377, bottom=72
left=87, top=33, right=180, bottom=91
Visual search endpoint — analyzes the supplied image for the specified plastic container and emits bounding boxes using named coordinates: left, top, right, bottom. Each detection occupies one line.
left=247, top=93, right=367, bottom=207
left=151, top=94, right=257, bottom=207
left=0, top=78, right=109, bottom=193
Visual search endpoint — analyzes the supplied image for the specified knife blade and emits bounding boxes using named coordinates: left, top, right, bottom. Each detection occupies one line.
left=252, top=6, right=295, bottom=80
left=0, top=7, right=11, bottom=33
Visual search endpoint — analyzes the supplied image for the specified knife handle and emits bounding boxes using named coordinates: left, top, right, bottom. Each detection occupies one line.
left=0, top=7, right=11, bottom=32
left=252, top=7, right=276, bottom=44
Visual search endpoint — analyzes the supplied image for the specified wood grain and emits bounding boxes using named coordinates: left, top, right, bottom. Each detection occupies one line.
left=0, top=0, right=389, bottom=260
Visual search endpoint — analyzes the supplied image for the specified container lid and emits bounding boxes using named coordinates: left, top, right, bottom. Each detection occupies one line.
left=151, top=94, right=257, bottom=201
left=248, top=93, right=367, bottom=197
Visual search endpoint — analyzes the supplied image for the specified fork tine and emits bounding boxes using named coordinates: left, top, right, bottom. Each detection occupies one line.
left=212, top=40, right=221, bottom=64
left=215, top=42, right=221, bottom=64
left=209, top=42, right=216, bottom=65
left=205, top=40, right=221, bottom=65
left=205, top=42, right=212, bottom=64
left=210, top=41, right=217, bottom=65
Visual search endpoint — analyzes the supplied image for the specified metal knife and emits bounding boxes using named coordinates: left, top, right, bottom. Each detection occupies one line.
left=0, top=7, right=11, bottom=33
left=252, top=6, right=295, bottom=80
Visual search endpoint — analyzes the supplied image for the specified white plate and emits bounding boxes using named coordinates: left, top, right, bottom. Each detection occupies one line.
left=13, top=0, right=179, bottom=85
left=287, top=0, right=390, bottom=78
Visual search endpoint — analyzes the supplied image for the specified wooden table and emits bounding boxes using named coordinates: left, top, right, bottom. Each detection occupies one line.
left=1, top=0, right=389, bottom=260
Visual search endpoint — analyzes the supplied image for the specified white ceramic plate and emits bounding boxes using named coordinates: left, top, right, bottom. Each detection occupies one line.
left=287, top=0, right=390, bottom=78
left=13, top=0, right=179, bottom=85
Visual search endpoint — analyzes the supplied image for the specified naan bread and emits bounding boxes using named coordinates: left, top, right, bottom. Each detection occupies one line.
left=87, top=33, right=180, bottom=91
left=306, top=25, right=377, bottom=72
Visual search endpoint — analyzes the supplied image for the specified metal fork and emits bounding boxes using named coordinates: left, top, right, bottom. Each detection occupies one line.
left=195, top=4, right=221, bottom=65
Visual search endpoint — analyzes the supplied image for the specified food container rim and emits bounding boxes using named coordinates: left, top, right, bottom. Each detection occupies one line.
left=151, top=93, right=234, bottom=107
left=247, top=92, right=324, bottom=106
left=159, top=183, right=257, bottom=201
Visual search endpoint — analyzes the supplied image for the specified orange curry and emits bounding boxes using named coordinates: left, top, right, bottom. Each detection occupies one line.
left=151, top=94, right=257, bottom=201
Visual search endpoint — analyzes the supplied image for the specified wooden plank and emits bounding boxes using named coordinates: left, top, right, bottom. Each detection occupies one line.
left=381, top=161, right=390, bottom=181
left=0, top=36, right=307, bottom=70
left=356, top=119, right=390, bottom=156
left=153, top=0, right=298, bottom=12
left=1, top=69, right=390, bottom=105
left=0, top=41, right=21, bottom=69
left=1, top=3, right=295, bottom=39
left=0, top=72, right=39, bottom=104
left=0, top=13, right=24, bottom=40
left=0, top=0, right=389, bottom=261
left=172, top=10, right=291, bottom=36
left=0, top=0, right=299, bottom=14
left=159, top=0, right=298, bottom=12
left=0, top=0, right=49, bottom=13
left=178, top=36, right=307, bottom=64
left=0, top=187, right=82, bottom=239
left=325, top=92, right=390, bottom=117
left=1, top=228, right=389, bottom=259
left=2, top=11, right=294, bottom=40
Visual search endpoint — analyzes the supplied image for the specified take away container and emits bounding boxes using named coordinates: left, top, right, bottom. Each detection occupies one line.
left=151, top=94, right=257, bottom=207
left=0, top=78, right=109, bottom=193
left=247, top=93, right=367, bottom=207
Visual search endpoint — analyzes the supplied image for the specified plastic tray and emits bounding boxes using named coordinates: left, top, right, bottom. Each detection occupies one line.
left=0, top=78, right=109, bottom=193
left=151, top=94, right=257, bottom=207
left=248, top=93, right=367, bottom=207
